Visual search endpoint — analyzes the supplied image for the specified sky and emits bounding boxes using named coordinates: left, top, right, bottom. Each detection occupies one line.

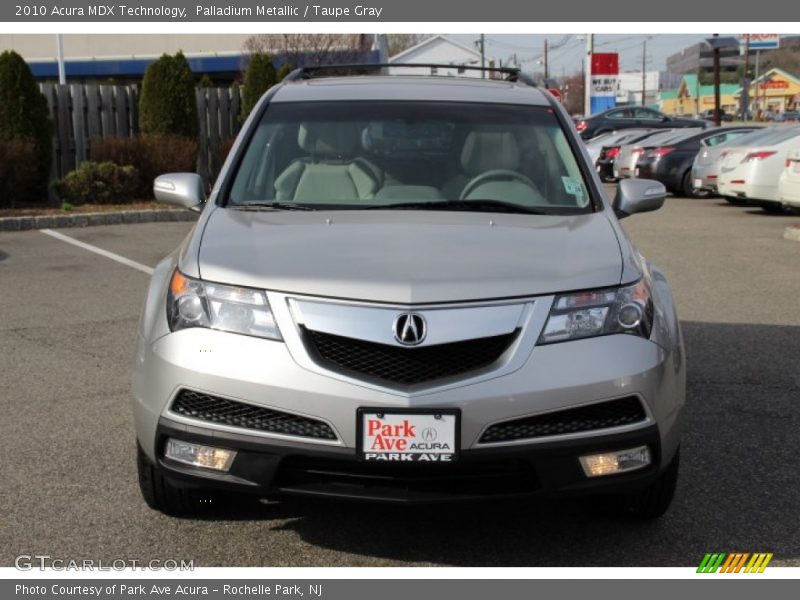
left=449, top=34, right=712, bottom=76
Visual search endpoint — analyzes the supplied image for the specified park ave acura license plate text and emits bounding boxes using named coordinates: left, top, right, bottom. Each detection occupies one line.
left=359, top=411, right=458, bottom=462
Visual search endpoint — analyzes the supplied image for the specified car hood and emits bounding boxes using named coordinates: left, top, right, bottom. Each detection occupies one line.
left=196, top=208, right=624, bottom=304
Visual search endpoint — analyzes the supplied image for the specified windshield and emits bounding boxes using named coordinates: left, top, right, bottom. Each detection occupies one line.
left=227, top=101, right=593, bottom=214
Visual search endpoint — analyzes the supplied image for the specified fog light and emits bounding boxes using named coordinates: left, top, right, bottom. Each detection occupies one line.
left=164, top=439, right=236, bottom=472
left=579, top=446, right=651, bottom=477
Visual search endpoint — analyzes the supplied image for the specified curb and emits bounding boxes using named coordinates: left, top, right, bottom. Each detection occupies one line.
left=0, top=209, right=197, bottom=232
left=784, top=225, right=800, bottom=242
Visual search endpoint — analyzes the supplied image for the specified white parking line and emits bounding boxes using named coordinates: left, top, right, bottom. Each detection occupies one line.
left=40, top=229, right=154, bottom=275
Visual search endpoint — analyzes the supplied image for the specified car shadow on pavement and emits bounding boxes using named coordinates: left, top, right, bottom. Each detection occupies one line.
left=194, top=320, right=800, bottom=567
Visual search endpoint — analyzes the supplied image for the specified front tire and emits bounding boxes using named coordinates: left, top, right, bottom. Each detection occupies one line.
left=137, top=443, right=229, bottom=517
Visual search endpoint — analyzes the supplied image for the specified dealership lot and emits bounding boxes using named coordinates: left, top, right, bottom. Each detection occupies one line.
left=1, top=196, right=799, bottom=567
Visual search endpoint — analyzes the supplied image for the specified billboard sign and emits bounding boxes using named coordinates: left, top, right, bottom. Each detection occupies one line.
left=590, top=53, right=619, bottom=114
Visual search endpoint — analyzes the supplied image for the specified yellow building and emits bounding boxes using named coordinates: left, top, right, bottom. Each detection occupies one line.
left=659, top=75, right=739, bottom=116
left=735, top=68, right=800, bottom=114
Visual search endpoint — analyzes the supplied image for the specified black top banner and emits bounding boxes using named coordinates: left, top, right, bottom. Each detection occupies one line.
left=1, top=0, right=793, bottom=21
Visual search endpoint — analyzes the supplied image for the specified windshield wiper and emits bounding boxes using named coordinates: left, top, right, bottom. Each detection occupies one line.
left=230, top=202, right=318, bottom=211
left=361, top=199, right=550, bottom=214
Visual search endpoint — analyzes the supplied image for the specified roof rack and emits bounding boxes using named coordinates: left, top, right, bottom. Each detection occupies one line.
left=282, top=63, right=537, bottom=86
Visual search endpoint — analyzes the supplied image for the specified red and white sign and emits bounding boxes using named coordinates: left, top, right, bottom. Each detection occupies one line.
left=360, top=412, right=457, bottom=462
left=548, top=88, right=562, bottom=102
left=590, top=53, right=619, bottom=99
left=740, top=34, right=780, bottom=51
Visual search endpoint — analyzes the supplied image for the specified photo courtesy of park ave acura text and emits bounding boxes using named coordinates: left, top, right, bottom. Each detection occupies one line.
left=0, top=25, right=799, bottom=573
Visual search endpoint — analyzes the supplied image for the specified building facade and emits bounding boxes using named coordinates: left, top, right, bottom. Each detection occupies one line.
left=388, top=35, right=497, bottom=77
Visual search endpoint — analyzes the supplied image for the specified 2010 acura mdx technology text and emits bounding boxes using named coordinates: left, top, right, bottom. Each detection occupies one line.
left=133, top=64, right=686, bottom=520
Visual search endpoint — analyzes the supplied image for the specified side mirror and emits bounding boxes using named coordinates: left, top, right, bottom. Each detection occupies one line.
left=613, top=179, right=666, bottom=219
left=153, top=173, right=205, bottom=212
left=660, top=116, right=670, bottom=122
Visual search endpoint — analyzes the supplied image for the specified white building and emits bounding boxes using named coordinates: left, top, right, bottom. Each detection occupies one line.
left=389, top=35, right=498, bottom=77
left=616, top=71, right=661, bottom=106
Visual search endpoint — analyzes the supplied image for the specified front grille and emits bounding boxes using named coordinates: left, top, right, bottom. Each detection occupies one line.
left=479, top=396, right=647, bottom=444
left=276, top=455, right=539, bottom=500
left=170, top=389, right=337, bottom=441
left=303, top=328, right=518, bottom=387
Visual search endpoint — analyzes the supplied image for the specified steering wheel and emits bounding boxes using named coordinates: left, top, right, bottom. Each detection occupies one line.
left=459, top=169, right=538, bottom=200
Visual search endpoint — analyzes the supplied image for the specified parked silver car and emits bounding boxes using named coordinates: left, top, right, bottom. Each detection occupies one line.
left=584, top=128, right=656, bottom=167
left=691, top=127, right=771, bottom=194
left=584, top=128, right=655, bottom=165
left=133, top=65, right=685, bottom=519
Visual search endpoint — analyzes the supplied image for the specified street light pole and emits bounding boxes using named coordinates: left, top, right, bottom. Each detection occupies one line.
left=56, top=34, right=66, bottom=85
left=742, top=34, right=750, bottom=120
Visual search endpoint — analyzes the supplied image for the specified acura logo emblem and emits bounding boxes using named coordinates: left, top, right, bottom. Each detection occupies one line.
left=393, top=313, right=426, bottom=346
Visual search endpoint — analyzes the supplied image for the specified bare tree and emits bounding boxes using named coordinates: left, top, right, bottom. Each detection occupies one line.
left=385, top=34, right=430, bottom=57
left=243, top=34, right=371, bottom=66
left=561, top=71, right=585, bottom=116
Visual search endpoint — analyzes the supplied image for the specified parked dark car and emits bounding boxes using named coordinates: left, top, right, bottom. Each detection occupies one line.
left=634, top=127, right=761, bottom=197
left=774, top=111, right=800, bottom=123
left=595, top=129, right=673, bottom=183
left=576, top=107, right=704, bottom=140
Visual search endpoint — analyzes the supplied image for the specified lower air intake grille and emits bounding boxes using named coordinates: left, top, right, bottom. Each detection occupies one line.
left=303, top=328, right=518, bottom=386
left=479, top=396, right=647, bottom=444
left=170, top=389, right=337, bottom=440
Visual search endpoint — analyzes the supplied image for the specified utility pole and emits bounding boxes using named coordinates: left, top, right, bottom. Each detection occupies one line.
left=712, top=33, right=722, bottom=126
left=641, top=39, right=647, bottom=106
left=584, top=33, right=593, bottom=117
left=741, top=34, right=750, bottom=120
left=753, top=49, right=761, bottom=118
left=479, top=34, right=486, bottom=78
left=544, top=38, right=549, bottom=81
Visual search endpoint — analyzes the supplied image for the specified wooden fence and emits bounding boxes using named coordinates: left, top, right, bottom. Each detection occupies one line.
left=40, top=83, right=242, bottom=190
left=196, top=86, right=242, bottom=184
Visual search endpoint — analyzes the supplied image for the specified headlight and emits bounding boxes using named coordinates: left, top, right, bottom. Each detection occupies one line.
left=167, top=270, right=282, bottom=340
left=539, top=279, right=653, bottom=344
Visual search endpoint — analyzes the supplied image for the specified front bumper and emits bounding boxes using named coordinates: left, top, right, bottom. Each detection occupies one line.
left=133, top=318, right=684, bottom=503
left=155, top=417, right=664, bottom=503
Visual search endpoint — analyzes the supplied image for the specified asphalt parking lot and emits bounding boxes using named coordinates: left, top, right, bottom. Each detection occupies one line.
left=1, top=195, right=799, bottom=567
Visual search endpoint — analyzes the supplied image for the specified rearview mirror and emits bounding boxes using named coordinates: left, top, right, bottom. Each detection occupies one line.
left=153, top=173, right=205, bottom=212
left=613, top=179, right=666, bottom=219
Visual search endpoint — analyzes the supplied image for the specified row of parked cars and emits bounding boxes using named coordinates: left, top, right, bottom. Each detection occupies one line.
left=584, top=123, right=800, bottom=212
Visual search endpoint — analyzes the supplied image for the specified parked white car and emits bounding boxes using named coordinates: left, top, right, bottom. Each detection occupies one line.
left=778, top=147, right=800, bottom=209
left=717, top=127, right=800, bottom=211
left=691, top=127, right=769, bottom=194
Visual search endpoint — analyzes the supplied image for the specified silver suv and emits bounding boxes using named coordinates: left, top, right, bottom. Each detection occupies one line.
left=133, top=65, right=685, bottom=519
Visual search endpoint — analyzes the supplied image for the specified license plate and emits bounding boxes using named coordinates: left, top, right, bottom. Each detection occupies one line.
left=694, top=178, right=703, bottom=188
left=357, top=409, right=459, bottom=462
